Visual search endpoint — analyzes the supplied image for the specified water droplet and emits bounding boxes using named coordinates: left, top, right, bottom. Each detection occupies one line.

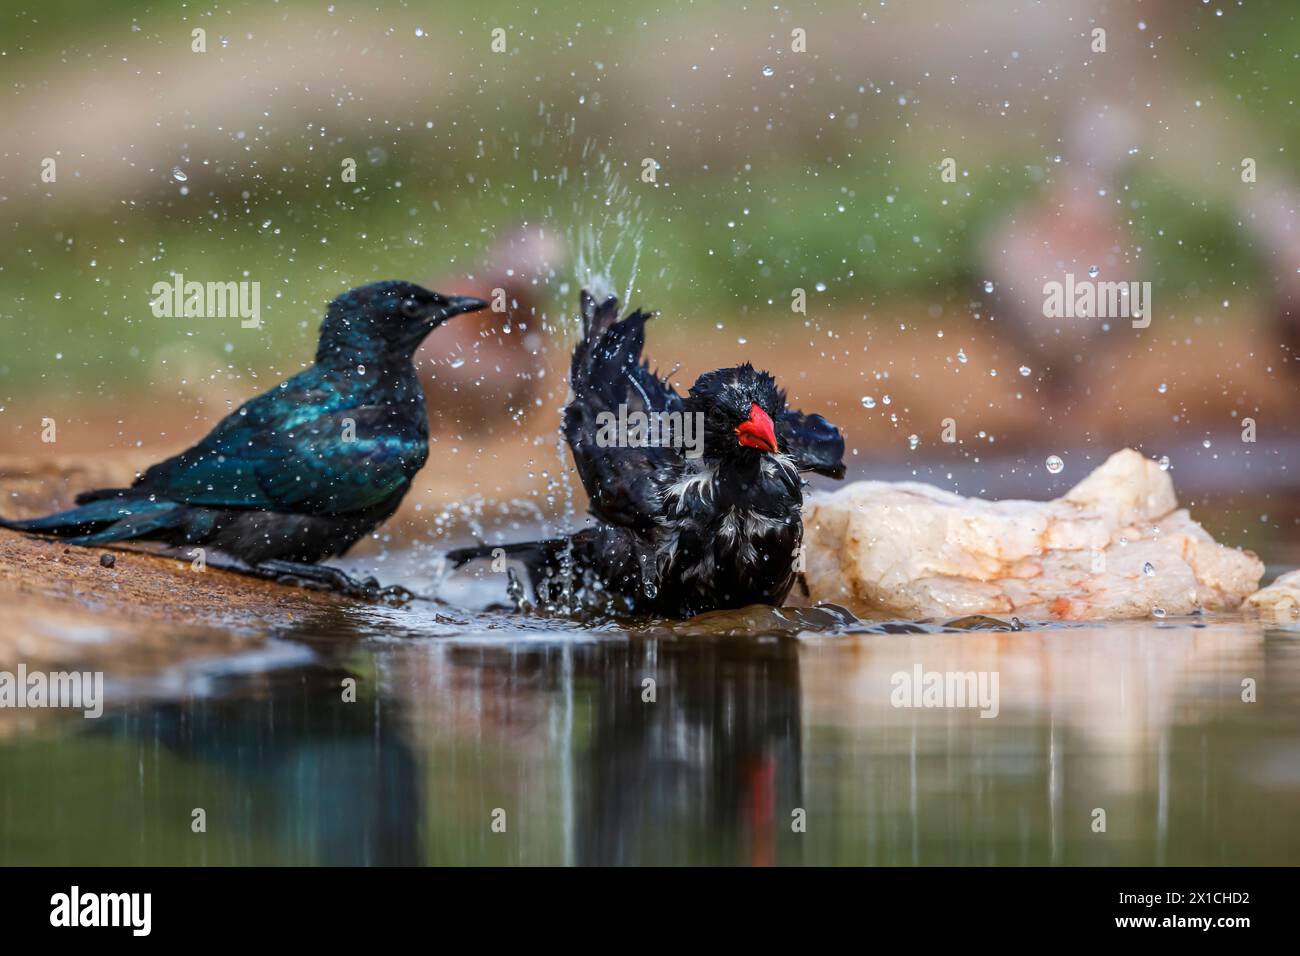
left=908, top=434, right=919, bottom=450
left=761, top=65, right=775, bottom=77
left=982, top=280, right=994, bottom=293
left=357, top=364, right=366, bottom=375
left=1143, top=562, right=1155, bottom=576
left=171, top=167, right=188, bottom=182
left=1157, top=455, right=1170, bottom=471
left=1018, top=365, right=1031, bottom=376
left=1157, top=383, right=1167, bottom=394
left=1151, top=606, right=1167, bottom=618
left=861, top=396, right=876, bottom=409
left=1045, top=454, right=1064, bottom=474
left=506, top=568, right=524, bottom=607
left=1088, top=264, right=1100, bottom=278
left=957, top=349, right=968, bottom=364
left=1202, top=438, right=1212, bottom=449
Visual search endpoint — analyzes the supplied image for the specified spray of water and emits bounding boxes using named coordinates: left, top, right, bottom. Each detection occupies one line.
left=535, top=146, right=649, bottom=615
left=426, top=126, right=652, bottom=613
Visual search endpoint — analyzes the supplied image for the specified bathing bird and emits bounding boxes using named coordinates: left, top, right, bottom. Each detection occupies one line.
left=1, top=281, right=487, bottom=599
left=447, top=290, right=846, bottom=618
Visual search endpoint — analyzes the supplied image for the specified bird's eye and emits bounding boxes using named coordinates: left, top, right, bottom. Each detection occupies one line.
left=400, top=299, right=422, bottom=319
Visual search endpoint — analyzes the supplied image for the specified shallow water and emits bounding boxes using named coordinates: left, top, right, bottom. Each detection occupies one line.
left=1, top=565, right=1298, bottom=865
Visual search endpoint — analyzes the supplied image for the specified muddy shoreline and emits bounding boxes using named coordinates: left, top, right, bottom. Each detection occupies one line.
left=0, top=529, right=356, bottom=670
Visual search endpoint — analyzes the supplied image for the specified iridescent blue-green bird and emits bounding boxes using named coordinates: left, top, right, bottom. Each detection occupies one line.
left=1, top=281, right=487, bottom=598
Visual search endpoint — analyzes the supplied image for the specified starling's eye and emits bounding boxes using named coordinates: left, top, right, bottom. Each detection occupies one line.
left=400, top=299, right=422, bottom=319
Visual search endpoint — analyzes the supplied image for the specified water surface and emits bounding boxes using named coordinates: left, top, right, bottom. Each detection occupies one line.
left=2, top=584, right=1297, bottom=866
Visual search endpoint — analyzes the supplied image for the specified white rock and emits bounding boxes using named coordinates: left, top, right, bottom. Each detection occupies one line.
left=1244, top=570, right=1300, bottom=616
left=797, top=449, right=1264, bottom=620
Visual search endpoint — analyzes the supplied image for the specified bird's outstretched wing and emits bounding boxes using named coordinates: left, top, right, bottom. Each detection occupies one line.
left=563, top=291, right=685, bottom=531
left=777, top=409, right=846, bottom=478
left=84, top=373, right=426, bottom=515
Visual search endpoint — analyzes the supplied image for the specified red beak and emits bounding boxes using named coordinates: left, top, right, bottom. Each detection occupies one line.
left=736, top=403, right=778, bottom=453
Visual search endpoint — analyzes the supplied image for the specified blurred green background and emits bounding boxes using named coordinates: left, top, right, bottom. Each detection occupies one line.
left=1, top=0, right=1295, bottom=396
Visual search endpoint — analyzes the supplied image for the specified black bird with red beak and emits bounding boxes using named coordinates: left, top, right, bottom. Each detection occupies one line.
left=448, top=291, right=845, bottom=617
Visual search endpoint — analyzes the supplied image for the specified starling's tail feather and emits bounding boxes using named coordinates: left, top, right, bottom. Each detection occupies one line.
left=0, top=497, right=183, bottom=544
left=74, top=486, right=136, bottom=505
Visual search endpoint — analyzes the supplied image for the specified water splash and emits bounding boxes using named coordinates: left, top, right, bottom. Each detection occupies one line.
left=569, top=149, right=648, bottom=324
left=541, top=146, right=649, bottom=614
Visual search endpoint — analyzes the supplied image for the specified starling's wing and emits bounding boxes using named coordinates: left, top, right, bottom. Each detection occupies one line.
left=120, top=373, right=426, bottom=514
left=244, top=403, right=427, bottom=513
left=563, top=291, right=686, bottom=531
left=777, top=409, right=846, bottom=479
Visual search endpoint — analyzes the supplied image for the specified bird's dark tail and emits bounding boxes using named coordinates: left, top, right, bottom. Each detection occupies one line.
left=444, top=537, right=572, bottom=578
left=573, top=290, right=655, bottom=398
left=446, top=526, right=647, bottom=615
left=0, top=495, right=185, bottom=545
left=445, top=532, right=637, bottom=614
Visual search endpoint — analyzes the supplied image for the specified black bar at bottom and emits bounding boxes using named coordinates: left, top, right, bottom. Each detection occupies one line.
left=0, top=866, right=1282, bottom=941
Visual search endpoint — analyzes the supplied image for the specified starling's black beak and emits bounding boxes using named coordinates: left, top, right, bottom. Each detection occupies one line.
left=442, top=295, right=489, bottom=319
left=408, top=293, right=491, bottom=348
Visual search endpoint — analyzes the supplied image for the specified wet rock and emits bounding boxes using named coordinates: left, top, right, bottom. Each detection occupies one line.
left=1244, top=570, right=1300, bottom=616
left=797, top=449, right=1264, bottom=621
left=99, top=553, right=115, bottom=568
